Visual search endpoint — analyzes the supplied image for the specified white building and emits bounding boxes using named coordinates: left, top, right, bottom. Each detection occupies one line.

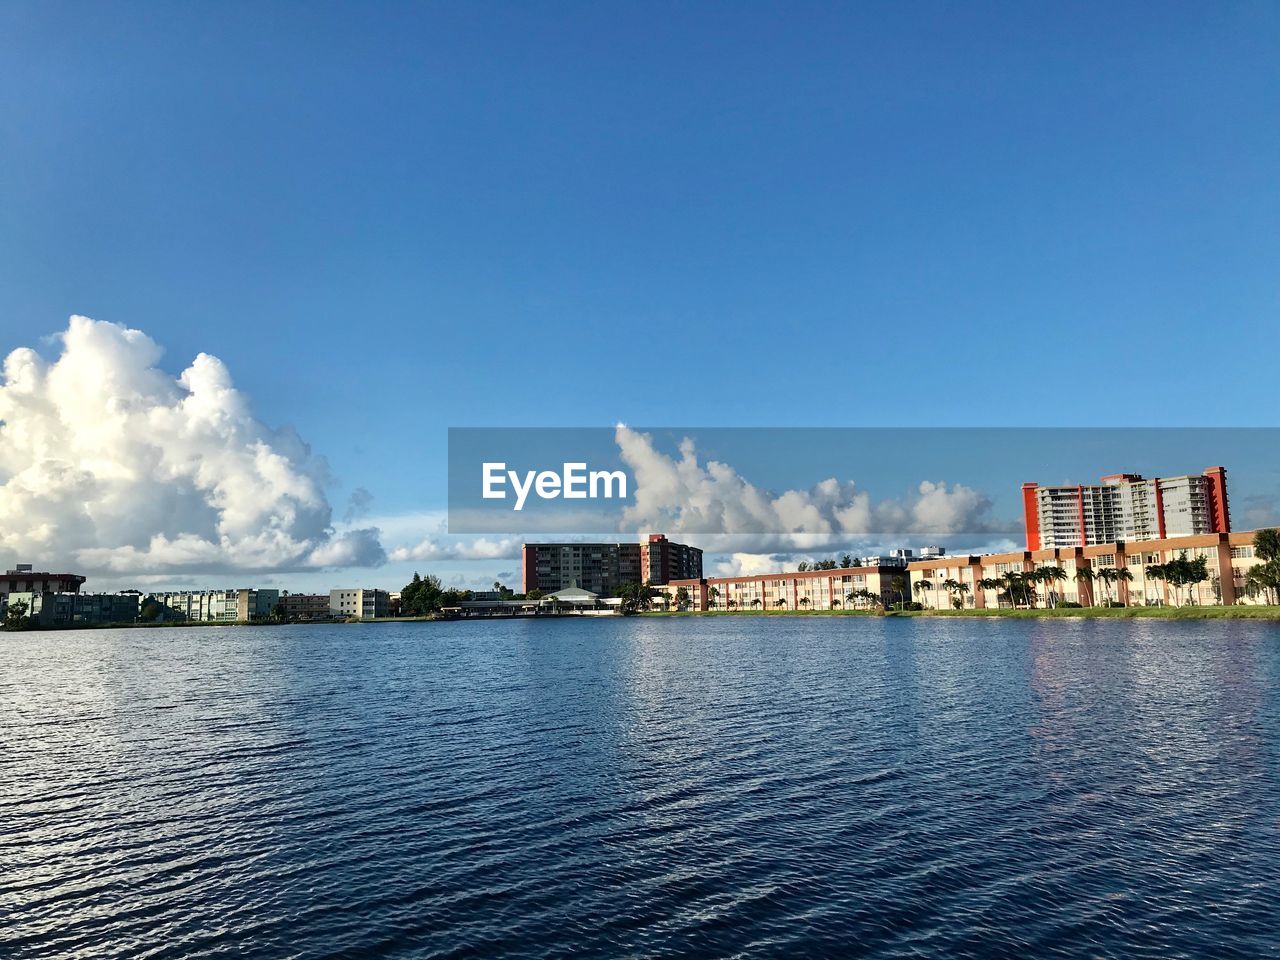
left=1023, top=468, right=1229, bottom=549
left=148, top=589, right=280, bottom=622
left=329, top=588, right=390, bottom=620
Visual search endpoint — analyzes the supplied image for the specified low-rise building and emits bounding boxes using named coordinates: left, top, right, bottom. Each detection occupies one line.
left=906, top=529, right=1272, bottom=609
left=659, top=565, right=911, bottom=611
left=5, top=591, right=139, bottom=628
left=1, top=564, right=86, bottom=596
left=147, top=588, right=280, bottom=622
left=330, top=588, right=390, bottom=620
left=281, top=593, right=332, bottom=621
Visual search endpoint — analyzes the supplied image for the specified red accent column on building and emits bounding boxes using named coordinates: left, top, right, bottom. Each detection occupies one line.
left=521, top=545, right=537, bottom=594
left=1153, top=482, right=1167, bottom=539
left=1215, top=539, right=1236, bottom=604
left=1204, top=466, right=1230, bottom=533
left=1022, top=483, right=1041, bottom=551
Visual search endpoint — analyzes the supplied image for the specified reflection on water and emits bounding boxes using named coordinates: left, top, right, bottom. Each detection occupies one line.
left=2, top=617, right=1279, bottom=958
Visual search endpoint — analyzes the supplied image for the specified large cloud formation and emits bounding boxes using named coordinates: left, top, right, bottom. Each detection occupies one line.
left=615, top=424, right=1015, bottom=553
left=0, top=316, right=386, bottom=574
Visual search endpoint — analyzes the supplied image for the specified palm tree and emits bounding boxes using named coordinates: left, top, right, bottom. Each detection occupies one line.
left=955, top=581, right=971, bottom=608
left=978, top=577, right=1003, bottom=608
left=799, top=596, right=811, bottom=609
left=750, top=597, right=761, bottom=609
left=1093, top=567, right=1111, bottom=605
left=708, top=586, right=720, bottom=610
left=852, top=588, right=883, bottom=610
left=1254, top=528, right=1280, bottom=563
left=1113, top=567, right=1133, bottom=606
left=727, top=597, right=737, bottom=610
left=1246, top=561, right=1280, bottom=605
left=913, top=579, right=932, bottom=608
left=1050, top=566, right=1068, bottom=606
left=941, top=578, right=961, bottom=609
left=1145, top=563, right=1168, bottom=606
left=892, top=575, right=909, bottom=608
left=1001, top=571, right=1027, bottom=608
left=1182, top=553, right=1209, bottom=606
left=1074, top=568, right=1094, bottom=607
left=775, top=597, right=787, bottom=608
left=1035, top=566, right=1067, bottom=608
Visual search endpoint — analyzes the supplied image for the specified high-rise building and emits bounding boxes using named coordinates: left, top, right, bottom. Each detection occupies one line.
left=1022, top=467, right=1229, bottom=549
left=522, top=535, right=702, bottom=595
left=640, top=534, right=702, bottom=585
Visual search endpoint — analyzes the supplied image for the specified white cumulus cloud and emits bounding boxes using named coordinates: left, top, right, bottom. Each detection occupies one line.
left=389, top=536, right=521, bottom=562
left=0, top=316, right=386, bottom=575
left=615, top=424, right=1011, bottom=545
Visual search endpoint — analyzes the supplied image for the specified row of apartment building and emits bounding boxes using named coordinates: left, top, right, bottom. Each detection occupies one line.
left=660, top=529, right=1273, bottom=611
left=0, top=564, right=397, bottom=628
left=142, top=588, right=394, bottom=623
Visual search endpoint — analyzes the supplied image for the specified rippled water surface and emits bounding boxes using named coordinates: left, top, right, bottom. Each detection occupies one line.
left=4, top=617, right=1280, bottom=958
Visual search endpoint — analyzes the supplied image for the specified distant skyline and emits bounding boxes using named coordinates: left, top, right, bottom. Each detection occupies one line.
left=2, top=2, right=1278, bottom=591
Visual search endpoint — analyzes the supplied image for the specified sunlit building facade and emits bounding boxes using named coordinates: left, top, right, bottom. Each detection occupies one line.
left=1022, top=467, right=1229, bottom=550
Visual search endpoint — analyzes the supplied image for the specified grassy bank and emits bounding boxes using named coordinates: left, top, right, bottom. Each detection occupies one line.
left=647, top=606, right=1280, bottom=621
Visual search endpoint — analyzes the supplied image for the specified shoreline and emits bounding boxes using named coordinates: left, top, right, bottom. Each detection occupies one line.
left=8, top=606, right=1280, bottom=633
left=644, top=605, right=1280, bottom=620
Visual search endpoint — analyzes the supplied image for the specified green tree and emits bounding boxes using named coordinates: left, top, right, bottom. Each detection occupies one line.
left=1245, top=561, right=1280, bottom=605
left=913, top=579, right=932, bottom=607
left=3, top=599, right=31, bottom=631
left=1254, top=528, right=1280, bottom=562
left=1145, top=562, right=1169, bottom=606
left=674, top=586, right=691, bottom=609
left=941, top=578, right=961, bottom=609
left=978, top=577, right=1003, bottom=607
left=617, top=581, right=654, bottom=614
left=1074, top=568, right=1094, bottom=607
left=271, top=600, right=288, bottom=622
left=840, top=553, right=854, bottom=569
left=1002, top=571, right=1031, bottom=608
left=401, top=572, right=444, bottom=615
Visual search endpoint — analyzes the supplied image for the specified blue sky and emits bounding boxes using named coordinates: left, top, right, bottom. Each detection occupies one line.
left=1, top=2, right=1278, bottom=590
